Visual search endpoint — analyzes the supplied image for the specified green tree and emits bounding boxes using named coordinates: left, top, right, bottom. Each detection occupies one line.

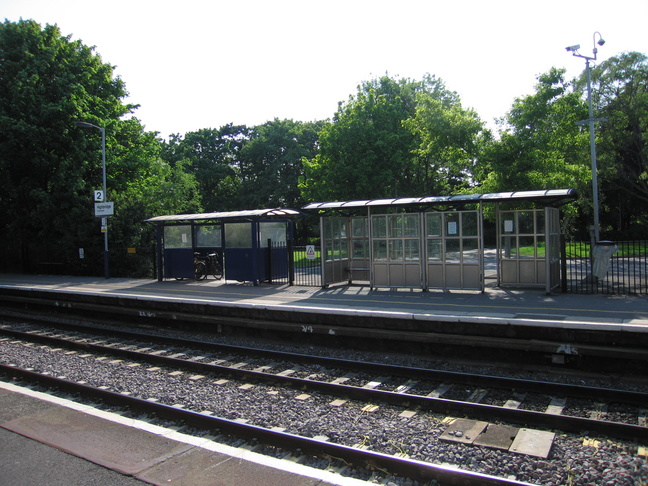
left=301, top=75, right=420, bottom=201
left=477, top=68, right=591, bottom=227
left=0, top=20, right=198, bottom=275
left=301, top=74, right=484, bottom=202
left=161, top=124, right=249, bottom=211
left=585, top=52, right=648, bottom=235
left=239, top=118, right=323, bottom=209
left=404, top=90, right=487, bottom=195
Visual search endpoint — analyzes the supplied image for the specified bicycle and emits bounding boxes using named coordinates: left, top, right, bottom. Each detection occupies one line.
left=194, top=252, right=223, bottom=280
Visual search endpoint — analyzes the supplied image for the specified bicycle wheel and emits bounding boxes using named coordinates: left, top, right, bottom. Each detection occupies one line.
left=194, top=261, right=207, bottom=280
left=213, top=261, right=223, bottom=280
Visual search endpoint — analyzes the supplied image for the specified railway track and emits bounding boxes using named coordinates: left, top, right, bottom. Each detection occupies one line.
left=2, top=318, right=647, bottom=445
left=2, top=288, right=648, bottom=375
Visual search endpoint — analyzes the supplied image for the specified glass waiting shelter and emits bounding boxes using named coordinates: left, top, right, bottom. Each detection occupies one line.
left=303, top=189, right=577, bottom=293
left=145, top=209, right=300, bottom=283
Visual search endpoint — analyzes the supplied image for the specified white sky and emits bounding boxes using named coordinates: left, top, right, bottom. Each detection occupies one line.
left=4, top=0, right=648, bottom=139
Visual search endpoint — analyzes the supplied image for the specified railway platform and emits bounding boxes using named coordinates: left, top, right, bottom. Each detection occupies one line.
left=0, top=273, right=646, bottom=327
left=1, top=273, right=647, bottom=485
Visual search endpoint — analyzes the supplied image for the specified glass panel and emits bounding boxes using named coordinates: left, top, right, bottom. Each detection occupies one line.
left=518, top=236, right=535, bottom=258
left=372, top=216, right=387, bottom=238
left=333, top=239, right=341, bottom=260
left=426, top=213, right=442, bottom=237
left=351, top=217, right=367, bottom=237
left=536, top=211, right=545, bottom=235
left=502, top=214, right=515, bottom=234
left=389, top=215, right=403, bottom=238
left=446, top=238, right=461, bottom=263
left=164, top=225, right=192, bottom=249
left=339, top=239, right=348, bottom=259
left=427, top=239, right=442, bottom=261
left=462, top=238, right=479, bottom=263
left=404, top=214, right=419, bottom=237
left=501, top=236, right=517, bottom=258
left=324, top=219, right=333, bottom=240
left=195, top=225, right=221, bottom=248
left=518, top=212, right=534, bottom=234
left=462, top=212, right=478, bottom=237
left=536, top=236, right=546, bottom=258
left=225, top=223, right=252, bottom=248
left=260, top=222, right=286, bottom=247
left=373, top=239, right=387, bottom=261
left=446, top=212, right=460, bottom=237
left=333, top=218, right=346, bottom=238
left=404, top=239, right=419, bottom=261
left=389, top=239, right=403, bottom=261
left=352, top=239, right=367, bottom=259
left=324, top=239, right=332, bottom=261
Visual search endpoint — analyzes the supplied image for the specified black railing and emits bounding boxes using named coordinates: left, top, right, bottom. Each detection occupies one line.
left=265, top=240, right=321, bottom=287
left=563, top=239, right=647, bottom=295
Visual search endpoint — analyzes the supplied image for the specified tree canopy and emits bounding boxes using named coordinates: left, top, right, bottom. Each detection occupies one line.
left=300, top=75, right=486, bottom=202
left=0, top=19, right=199, bottom=275
left=2, top=18, right=647, bottom=278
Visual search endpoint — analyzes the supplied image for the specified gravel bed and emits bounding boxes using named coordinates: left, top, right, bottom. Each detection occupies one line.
left=2, top=327, right=648, bottom=485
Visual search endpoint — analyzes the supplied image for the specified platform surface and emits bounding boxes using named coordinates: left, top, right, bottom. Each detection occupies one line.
left=1, top=273, right=646, bottom=328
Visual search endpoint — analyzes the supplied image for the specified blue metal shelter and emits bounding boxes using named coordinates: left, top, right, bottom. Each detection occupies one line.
left=145, top=209, right=299, bottom=283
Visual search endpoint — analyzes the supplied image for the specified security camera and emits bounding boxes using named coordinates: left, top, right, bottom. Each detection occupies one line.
left=565, top=44, right=580, bottom=52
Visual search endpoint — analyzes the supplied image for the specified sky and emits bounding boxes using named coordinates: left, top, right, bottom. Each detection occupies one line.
left=3, top=0, right=648, bottom=139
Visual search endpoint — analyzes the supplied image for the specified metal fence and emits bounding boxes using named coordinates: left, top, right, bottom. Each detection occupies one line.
left=265, top=240, right=321, bottom=287
left=562, top=239, right=647, bottom=295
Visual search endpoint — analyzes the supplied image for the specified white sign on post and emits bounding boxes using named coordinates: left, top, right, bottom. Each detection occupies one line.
left=94, top=202, right=114, bottom=217
left=94, top=190, right=105, bottom=202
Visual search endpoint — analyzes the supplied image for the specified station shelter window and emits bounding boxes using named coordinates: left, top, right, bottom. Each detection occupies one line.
left=260, top=222, right=287, bottom=246
left=195, top=225, right=222, bottom=248
left=350, top=217, right=368, bottom=260
left=425, top=211, right=479, bottom=263
left=371, top=213, right=420, bottom=263
left=323, top=217, right=348, bottom=262
left=164, top=225, right=192, bottom=248
left=225, top=222, right=253, bottom=248
left=500, top=210, right=545, bottom=260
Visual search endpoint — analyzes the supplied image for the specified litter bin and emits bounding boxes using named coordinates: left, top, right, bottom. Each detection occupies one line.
left=592, top=240, right=618, bottom=279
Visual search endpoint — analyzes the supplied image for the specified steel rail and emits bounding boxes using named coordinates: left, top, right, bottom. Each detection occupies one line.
left=0, top=363, right=532, bottom=486
left=2, top=323, right=647, bottom=405
left=2, top=327, right=647, bottom=441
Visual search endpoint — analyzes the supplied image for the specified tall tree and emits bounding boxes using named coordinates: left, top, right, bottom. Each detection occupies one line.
left=301, top=75, right=420, bottom=201
left=476, top=68, right=591, bottom=227
left=404, top=90, right=487, bottom=195
left=0, top=20, right=198, bottom=275
left=585, top=52, right=648, bottom=235
left=161, top=124, right=249, bottom=211
left=238, top=118, right=323, bottom=209
left=301, top=74, right=483, bottom=202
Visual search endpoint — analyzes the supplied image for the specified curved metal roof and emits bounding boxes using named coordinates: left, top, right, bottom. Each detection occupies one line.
left=302, top=189, right=577, bottom=210
left=144, top=208, right=301, bottom=223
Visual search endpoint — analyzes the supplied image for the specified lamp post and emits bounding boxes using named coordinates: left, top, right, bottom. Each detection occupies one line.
left=566, top=32, right=606, bottom=243
left=75, top=121, right=110, bottom=279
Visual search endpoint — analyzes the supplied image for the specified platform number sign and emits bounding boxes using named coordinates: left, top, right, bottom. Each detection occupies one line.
left=306, top=245, right=316, bottom=260
left=94, top=190, right=105, bottom=202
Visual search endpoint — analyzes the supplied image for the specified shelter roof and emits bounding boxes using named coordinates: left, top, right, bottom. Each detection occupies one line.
left=302, top=189, right=577, bottom=211
left=144, top=208, right=300, bottom=223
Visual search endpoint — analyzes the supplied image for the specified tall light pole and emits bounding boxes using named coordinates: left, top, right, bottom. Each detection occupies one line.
left=75, top=121, right=110, bottom=279
left=566, top=32, right=606, bottom=243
